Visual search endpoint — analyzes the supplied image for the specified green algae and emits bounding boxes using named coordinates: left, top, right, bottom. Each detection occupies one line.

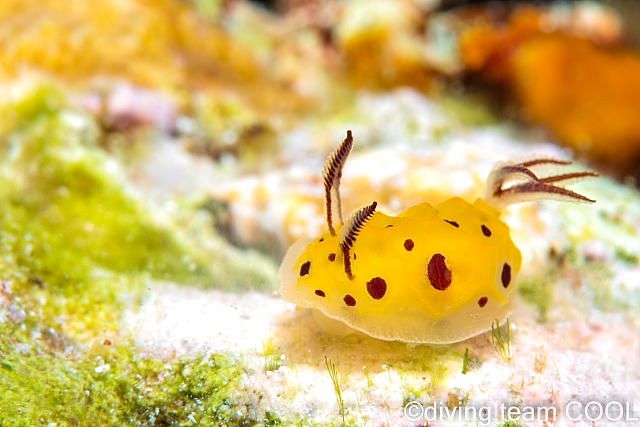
left=0, top=85, right=66, bottom=137
left=2, top=87, right=215, bottom=283
left=491, top=318, right=511, bottom=363
left=262, top=334, right=282, bottom=373
left=438, top=91, right=498, bottom=129
left=518, top=276, right=552, bottom=322
left=0, top=325, right=248, bottom=427
left=461, top=348, right=469, bottom=374
left=325, top=356, right=345, bottom=425
left=171, top=197, right=278, bottom=292
left=1, top=85, right=276, bottom=330
left=0, top=85, right=280, bottom=426
left=614, top=246, right=639, bottom=265
left=0, top=88, right=207, bottom=338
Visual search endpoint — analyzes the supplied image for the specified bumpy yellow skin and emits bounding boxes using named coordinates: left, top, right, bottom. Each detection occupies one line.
left=279, top=197, right=522, bottom=344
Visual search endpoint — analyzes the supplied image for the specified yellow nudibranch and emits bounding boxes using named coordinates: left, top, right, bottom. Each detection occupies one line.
left=279, top=131, right=598, bottom=344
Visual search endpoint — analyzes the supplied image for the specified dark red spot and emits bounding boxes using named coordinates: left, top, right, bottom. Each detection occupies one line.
left=315, top=290, right=326, bottom=297
left=501, top=263, right=511, bottom=288
left=478, top=297, right=488, bottom=308
left=103, top=339, right=112, bottom=346
left=427, top=253, right=452, bottom=291
left=404, top=239, right=414, bottom=251
left=445, top=220, right=459, bottom=228
left=386, top=224, right=394, bottom=228
left=300, top=261, right=311, bottom=276
left=328, top=253, right=336, bottom=262
left=366, top=277, right=387, bottom=299
left=344, top=294, right=356, bottom=306
left=481, top=225, right=491, bottom=237
left=354, top=253, right=357, bottom=260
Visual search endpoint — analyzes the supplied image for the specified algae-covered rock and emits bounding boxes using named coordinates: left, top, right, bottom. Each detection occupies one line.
left=1, top=85, right=276, bottom=292
left=0, top=85, right=278, bottom=425
left=0, top=330, right=248, bottom=426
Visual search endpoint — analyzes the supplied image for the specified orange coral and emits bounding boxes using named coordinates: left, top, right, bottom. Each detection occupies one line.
left=459, top=7, right=544, bottom=84
left=458, top=5, right=640, bottom=169
left=513, top=35, right=640, bottom=167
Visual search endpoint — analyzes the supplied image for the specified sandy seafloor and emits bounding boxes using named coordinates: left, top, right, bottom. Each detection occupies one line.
left=125, top=89, right=640, bottom=427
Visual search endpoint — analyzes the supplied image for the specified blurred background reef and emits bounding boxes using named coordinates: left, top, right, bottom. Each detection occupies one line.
left=3, top=0, right=640, bottom=175
left=2, top=0, right=640, bottom=425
